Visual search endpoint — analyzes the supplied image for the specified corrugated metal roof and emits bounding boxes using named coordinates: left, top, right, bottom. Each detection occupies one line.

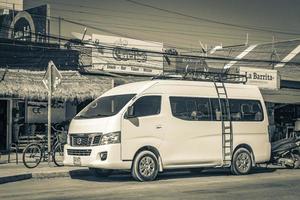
left=208, top=39, right=300, bottom=81
left=261, top=88, right=300, bottom=104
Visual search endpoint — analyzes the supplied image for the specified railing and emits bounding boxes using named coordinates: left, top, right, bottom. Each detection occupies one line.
left=152, top=70, right=247, bottom=84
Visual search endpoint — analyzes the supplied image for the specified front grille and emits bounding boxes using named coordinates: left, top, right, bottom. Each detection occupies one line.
left=71, top=136, right=91, bottom=146
left=67, top=149, right=92, bottom=156
left=70, top=133, right=102, bottom=147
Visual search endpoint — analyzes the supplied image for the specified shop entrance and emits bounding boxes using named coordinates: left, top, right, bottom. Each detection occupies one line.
left=0, top=100, right=7, bottom=150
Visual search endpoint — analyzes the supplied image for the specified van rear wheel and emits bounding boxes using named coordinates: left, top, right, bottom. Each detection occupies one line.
left=131, top=150, right=159, bottom=181
left=231, top=148, right=252, bottom=175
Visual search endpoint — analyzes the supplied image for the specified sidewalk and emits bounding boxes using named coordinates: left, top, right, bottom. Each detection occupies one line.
left=0, top=154, right=90, bottom=184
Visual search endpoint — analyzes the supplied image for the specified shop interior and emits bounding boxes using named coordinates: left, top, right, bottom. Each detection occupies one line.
left=270, top=103, right=300, bottom=141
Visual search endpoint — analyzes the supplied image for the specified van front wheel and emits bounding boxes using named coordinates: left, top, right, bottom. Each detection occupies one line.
left=131, top=150, right=159, bottom=181
left=231, top=148, right=252, bottom=175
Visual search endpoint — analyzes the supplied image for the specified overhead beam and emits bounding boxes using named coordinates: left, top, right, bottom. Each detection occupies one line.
left=275, top=44, right=300, bottom=68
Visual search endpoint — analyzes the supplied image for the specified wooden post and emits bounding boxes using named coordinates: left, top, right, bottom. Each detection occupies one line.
left=47, top=65, right=52, bottom=165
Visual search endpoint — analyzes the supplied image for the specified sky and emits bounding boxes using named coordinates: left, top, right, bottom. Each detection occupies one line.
left=23, top=0, right=300, bottom=50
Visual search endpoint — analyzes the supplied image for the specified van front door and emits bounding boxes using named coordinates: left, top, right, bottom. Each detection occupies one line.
left=121, top=95, right=164, bottom=160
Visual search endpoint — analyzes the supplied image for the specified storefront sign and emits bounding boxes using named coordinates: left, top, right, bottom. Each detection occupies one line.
left=240, top=67, right=280, bottom=89
left=26, top=101, right=65, bottom=123
left=91, top=34, right=163, bottom=75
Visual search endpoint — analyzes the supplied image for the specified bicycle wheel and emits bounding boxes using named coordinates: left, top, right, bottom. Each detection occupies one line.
left=53, top=143, right=64, bottom=167
left=22, top=143, right=42, bottom=168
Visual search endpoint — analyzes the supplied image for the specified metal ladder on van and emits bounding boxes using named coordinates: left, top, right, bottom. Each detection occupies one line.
left=213, top=80, right=233, bottom=166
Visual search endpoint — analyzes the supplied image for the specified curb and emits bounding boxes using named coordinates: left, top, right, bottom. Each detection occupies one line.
left=0, top=173, right=32, bottom=184
left=0, top=169, right=91, bottom=184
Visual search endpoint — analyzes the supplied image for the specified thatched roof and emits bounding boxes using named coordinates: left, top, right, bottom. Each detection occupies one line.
left=0, top=69, right=148, bottom=101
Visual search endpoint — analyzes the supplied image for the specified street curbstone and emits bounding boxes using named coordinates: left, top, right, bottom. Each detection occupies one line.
left=0, top=169, right=91, bottom=184
left=0, top=173, right=32, bottom=184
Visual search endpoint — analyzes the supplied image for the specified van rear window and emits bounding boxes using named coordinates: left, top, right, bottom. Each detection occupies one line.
left=169, top=96, right=263, bottom=121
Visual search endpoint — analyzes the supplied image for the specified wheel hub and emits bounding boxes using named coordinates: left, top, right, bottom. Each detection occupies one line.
left=236, top=152, right=251, bottom=172
left=139, top=156, right=155, bottom=177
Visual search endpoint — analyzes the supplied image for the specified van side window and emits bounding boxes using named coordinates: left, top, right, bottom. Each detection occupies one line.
left=229, top=99, right=263, bottom=121
left=169, top=97, right=211, bottom=121
left=132, top=96, right=161, bottom=117
left=211, top=99, right=230, bottom=121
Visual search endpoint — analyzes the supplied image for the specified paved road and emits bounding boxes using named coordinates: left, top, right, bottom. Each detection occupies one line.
left=1, top=168, right=299, bottom=200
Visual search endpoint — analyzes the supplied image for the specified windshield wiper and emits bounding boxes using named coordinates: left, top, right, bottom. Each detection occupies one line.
left=94, top=113, right=113, bottom=117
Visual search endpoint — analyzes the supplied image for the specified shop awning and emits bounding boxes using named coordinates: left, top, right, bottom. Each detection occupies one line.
left=261, top=88, right=300, bottom=104
left=0, top=69, right=147, bottom=101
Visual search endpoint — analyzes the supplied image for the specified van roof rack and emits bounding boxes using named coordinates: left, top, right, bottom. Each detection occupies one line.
left=152, top=70, right=247, bottom=84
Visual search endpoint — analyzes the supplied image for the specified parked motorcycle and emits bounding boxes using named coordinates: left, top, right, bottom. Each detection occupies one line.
left=270, top=136, right=300, bottom=169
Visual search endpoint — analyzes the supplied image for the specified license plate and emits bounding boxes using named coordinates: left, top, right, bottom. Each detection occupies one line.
left=73, top=157, right=81, bottom=166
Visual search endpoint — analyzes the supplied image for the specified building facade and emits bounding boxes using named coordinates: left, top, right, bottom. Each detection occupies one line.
left=208, top=39, right=300, bottom=141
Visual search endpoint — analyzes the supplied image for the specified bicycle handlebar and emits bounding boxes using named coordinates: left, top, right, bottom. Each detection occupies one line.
left=45, top=125, right=66, bottom=135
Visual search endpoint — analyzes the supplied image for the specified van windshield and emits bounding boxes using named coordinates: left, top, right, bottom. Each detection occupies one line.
left=76, top=94, right=136, bottom=119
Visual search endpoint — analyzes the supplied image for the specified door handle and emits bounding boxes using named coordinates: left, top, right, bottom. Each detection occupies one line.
left=156, top=125, right=162, bottom=129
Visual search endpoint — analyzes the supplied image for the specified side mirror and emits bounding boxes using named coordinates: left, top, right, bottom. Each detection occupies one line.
left=126, top=106, right=135, bottom=119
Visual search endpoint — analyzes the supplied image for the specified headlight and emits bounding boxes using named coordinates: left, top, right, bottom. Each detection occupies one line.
left=100, top=131, right=121, bottom=145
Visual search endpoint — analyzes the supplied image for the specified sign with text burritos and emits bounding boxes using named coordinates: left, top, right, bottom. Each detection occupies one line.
left=240, top=67, right=280, bottom=90
left=91, top=34, right=163, bottom=75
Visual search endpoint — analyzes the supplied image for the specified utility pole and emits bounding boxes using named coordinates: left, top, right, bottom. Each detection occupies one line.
left=58, top=17, right=61, bottom=46
left=12, top=3, right=15, bottom=41
left=47, top=19, right=50, bottom=43
left=245, top=33, right=249, bottom=46
left=47, top=65, right=52, bottom=164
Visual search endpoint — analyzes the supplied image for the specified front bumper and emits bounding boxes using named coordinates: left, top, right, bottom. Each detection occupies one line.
left=63, top=144, right=132, bottom=170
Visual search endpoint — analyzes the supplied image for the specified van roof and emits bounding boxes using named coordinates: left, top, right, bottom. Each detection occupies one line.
left=103, top=80, right=260, bottom=97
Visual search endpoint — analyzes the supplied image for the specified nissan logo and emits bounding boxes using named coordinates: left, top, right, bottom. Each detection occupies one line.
left=76, top=138, right=82, bottom=145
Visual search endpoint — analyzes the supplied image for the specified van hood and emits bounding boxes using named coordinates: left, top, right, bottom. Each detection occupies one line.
left=68, top=115, right=120, bottom=134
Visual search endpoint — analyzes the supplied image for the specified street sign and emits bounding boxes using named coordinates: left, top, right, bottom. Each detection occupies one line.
left=43, top=61, right=62, bottom=92
left=42, top=60, right=62, bottom=165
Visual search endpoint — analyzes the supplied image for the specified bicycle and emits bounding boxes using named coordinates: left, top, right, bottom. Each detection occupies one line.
left=22, top=125, right=67, bottom=168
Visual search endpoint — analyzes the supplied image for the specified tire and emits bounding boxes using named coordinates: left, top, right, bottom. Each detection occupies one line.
left=53, top=144, right=64, bottom=167
left=293, top=154, right=300, bottom=169
left=22, top=143, right=42, bottom=168
left=131, top=150, right=159, bottom=182
left=231, top=147, right=252, bottom=175
left=89, top=168, right=112, bottom=177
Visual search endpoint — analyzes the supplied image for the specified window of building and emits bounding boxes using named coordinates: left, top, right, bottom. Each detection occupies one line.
left=133, top=96, right=161, bottom=117
left=170, top=97, right=211, bottom=121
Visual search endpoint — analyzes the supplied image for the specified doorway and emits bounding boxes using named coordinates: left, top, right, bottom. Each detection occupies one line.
left=0, top=100, right=7, bottom=150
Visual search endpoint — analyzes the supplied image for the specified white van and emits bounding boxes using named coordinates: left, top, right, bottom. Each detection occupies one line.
left=64, top=79, right=271, bottom=181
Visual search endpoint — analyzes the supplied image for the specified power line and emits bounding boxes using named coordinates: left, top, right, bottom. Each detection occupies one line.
left=124, top=0, right=300, bottom=36
left=3, top=22, right=300, bottom=57
left=1, top=23, right=300, bottom=67
left=0, top=1, right=287, bottom=49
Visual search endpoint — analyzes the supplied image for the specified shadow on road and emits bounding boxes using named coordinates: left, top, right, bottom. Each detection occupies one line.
left=69, top=167, right=277, bottom=183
